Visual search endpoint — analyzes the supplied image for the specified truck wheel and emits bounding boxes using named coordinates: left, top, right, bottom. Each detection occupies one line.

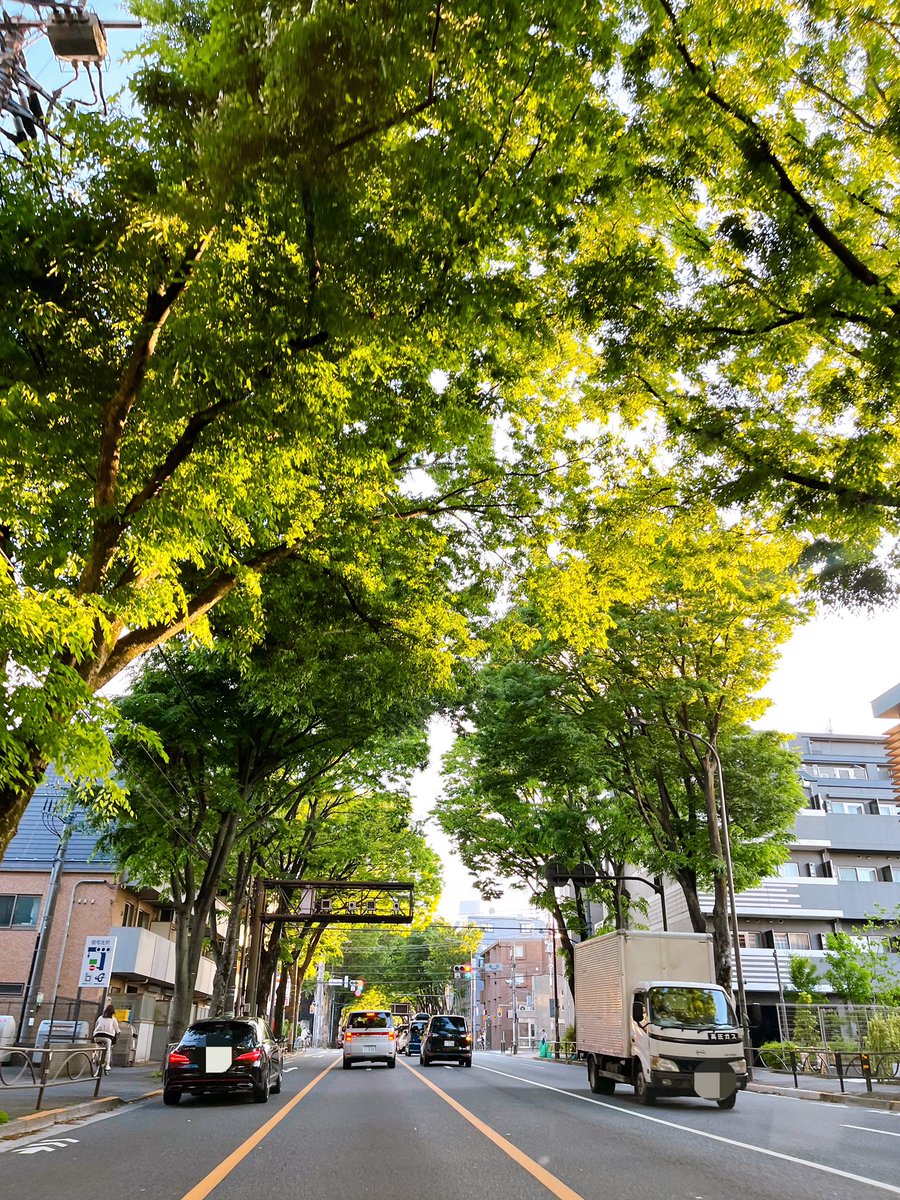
left=588, top=1059, right=615, bottom=1095
left=634, top=1066, right=656, bottom=1106
left=716, top=1093, right=737, bottom=1109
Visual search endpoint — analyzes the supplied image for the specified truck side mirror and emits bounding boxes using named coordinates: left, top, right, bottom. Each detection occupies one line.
left=632, top=1000, right=644, bottom=1023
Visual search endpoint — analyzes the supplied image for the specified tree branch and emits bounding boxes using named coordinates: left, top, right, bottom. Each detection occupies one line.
left=656, top=0, right=892, bottom=300
left=79, top=235, right=212, bottom=596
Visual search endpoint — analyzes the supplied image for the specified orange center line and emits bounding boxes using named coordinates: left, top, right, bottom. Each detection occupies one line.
left=179, top=1059, right=339, bottom=1200
left=400, top=1059, right=587, bottom=1200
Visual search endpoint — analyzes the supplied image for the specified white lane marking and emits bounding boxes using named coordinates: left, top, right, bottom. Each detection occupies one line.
left=284, top=1067, right=299, bottom=1074
left=842, top=1125, right=900, bottom=1138
left=475, top=1064, right=900, bottom=1196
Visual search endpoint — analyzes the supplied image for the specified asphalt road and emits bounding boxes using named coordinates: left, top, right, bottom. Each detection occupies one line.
left=2, top=1051, right=899, bottom=1200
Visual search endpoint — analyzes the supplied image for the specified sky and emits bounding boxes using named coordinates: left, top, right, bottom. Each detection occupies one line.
left=414, top=605, right=900, bottom=919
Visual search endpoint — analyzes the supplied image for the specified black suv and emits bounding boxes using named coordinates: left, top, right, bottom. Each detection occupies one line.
left=163, top=1017, right=283, bottom=1105
left=420, top=1014, right=472, bottom=1067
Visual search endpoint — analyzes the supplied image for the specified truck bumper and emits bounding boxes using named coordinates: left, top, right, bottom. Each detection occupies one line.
left=650, top=1069, right=749, bottom=1095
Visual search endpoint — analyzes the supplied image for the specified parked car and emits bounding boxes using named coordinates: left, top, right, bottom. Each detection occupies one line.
left=402, top=1013, right=429, bottom=1056
left=342, top=1009, right=397, bottom=1069
left=163, top=1017, right=283, bottom=1105
left=420, top=1014, right=472, bottom=1067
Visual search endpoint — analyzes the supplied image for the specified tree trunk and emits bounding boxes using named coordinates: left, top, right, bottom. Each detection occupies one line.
left=255, top=925, right=283, bottom=1016
left=675, top=868, right=707, bottom=934
left=169, top=898, right=199, bottom=1044
left=0, top=755, right=47, bottom=859
left=548, top=893, right=577, bottom=999
left=702, top=755, right=733, bottom=992
left=272, top=958, right=291, bottom=1037
left=210, top=853, right=251, bottom=1016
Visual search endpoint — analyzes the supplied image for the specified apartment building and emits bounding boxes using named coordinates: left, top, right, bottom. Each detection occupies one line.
left=641, top=732, right=900, bottom=1020
left=0, top=771, right=215, bottom=1060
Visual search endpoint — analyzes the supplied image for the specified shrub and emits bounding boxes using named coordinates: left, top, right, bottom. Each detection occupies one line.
left=866, top=1014, right=900, bottom=1081
left=758, top=1041, right=798, bottom=1070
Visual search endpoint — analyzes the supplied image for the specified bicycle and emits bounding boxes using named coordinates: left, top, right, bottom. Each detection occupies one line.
left=91, top=1035, right=114, bottom=1076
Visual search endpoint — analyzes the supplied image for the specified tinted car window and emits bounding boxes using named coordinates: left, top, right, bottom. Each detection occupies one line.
left=430, top=1016, right=467, bottom=1035
left=180, top=1021, right=257, bottom=1050
left=347, top=1011, right=391, bottom=1030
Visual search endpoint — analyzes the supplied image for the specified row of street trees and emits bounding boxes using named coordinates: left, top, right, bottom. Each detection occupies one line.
left=3, top=1, right=900, bottom=1020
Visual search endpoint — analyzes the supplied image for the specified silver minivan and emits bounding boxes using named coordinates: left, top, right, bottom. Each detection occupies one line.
left=341, top=1010, right=397, bottom=1069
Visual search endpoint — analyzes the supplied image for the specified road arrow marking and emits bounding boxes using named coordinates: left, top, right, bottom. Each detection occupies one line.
left=11, top=1137, right=78, bottom=1155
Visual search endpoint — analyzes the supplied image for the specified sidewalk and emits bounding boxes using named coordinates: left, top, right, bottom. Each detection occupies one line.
left=0, top=1062, right=163, bottom=1141
left=749, top=1065, right=900, bottom=1110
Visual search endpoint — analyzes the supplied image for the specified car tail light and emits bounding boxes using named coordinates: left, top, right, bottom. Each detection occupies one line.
left=388, top=1031, right=395, bottom=1041
left=235, top=1048, right=262, bottom=1064
left=168, top=1050, right=190, bottom=1066
left=344, top=1031, right=353, bottom=1041
left=463, top=1034, right=472, bottom=1044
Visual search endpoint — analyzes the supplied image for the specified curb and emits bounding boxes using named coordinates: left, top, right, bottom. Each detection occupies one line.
left=747, top=1082, right=900, bottom=1111
left=0, top=1088, right=162, bottom=1142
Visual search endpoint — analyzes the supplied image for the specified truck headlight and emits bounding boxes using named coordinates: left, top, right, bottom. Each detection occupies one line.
left=731, top=1058, right=747, bottom=1073
left=650, top=1055, right=680, bottom=1072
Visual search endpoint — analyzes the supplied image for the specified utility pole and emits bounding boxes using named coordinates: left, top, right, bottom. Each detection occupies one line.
left=312, top=960, right=326, bottom=1047
left=18, top=810, right=74, bottom=1043
left=550, top=922, right=561, bottom=1059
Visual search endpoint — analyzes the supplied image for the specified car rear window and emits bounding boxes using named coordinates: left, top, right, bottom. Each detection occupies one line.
left=430, top=1016, right=467, bottom=1035
left=180, top=1021, right=256, bottom=1050
left=347, top=1011, right=391, bottom=1030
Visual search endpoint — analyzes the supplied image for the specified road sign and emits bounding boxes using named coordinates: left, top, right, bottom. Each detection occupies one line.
left=78, top=936, right=117, bottom=989
left=484, top=963, right=503, bottom=973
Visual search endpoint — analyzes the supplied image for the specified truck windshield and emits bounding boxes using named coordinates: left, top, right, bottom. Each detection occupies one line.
left=648, top=986, right=735, bottom=1028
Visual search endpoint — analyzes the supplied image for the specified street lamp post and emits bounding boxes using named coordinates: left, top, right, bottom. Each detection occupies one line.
left=632, top=717, right=752, bottom=1078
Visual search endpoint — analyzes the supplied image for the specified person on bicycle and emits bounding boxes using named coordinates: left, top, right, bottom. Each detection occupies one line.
left=92, top=1004, right=120, bottom=1074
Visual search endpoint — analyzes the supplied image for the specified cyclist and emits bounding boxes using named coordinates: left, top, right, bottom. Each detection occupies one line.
left=92, top=1004, right=120, bottom=1074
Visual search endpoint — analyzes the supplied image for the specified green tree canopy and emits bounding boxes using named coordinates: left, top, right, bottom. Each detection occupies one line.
left=0, top=0, right=620, bottom=854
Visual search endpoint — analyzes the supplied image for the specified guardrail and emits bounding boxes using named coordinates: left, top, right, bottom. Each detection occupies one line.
left=756, top=1045, right=900, bottom=1093
left=0, top=1045, right=104, bottom=1111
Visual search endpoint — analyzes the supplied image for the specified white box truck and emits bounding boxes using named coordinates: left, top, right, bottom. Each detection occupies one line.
left=574, top=930, right=748, bottom=1108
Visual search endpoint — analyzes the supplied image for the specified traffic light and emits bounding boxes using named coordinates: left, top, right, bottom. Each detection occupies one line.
left=452, top=963, right=473, bottom=980
left=352, top=978, right=366, bottom=997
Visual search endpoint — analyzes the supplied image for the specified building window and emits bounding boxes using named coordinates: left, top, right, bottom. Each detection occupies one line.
left=838, top=866, right=879, bottom=882
left=137, top=909, right=151, bottom=930
left=738, top=932, right=765, bottom=948
left=787, top=932, right=812, bottom=950
left=122, top=902, right=136, bottom=926
left=513, top=944, right=524, bottom=959
left=828, top=802, right=866, bottom=815
left=877, top=802, right=900, bottom=816
left=0, top=982, right=25, bottom=996
left=776, top=862, right=800, bottom=878
left=0, top=894, right=40, bottom=928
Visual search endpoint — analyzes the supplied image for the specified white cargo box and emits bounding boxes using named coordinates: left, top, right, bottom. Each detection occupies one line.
left=575, top=931, right=715, bottom=1058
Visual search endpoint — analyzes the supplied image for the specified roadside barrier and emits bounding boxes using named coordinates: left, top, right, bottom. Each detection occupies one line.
left=756, top=1044, right=900, bottom=1093
left=0, top=1045, right=104, bottom=1111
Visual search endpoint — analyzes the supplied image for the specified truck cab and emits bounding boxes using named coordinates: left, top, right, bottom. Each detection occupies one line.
left=628, top=980, right=747, bottom=1106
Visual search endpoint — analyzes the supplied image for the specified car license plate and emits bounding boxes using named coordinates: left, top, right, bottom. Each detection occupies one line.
left=444, top=1039, right=455, bottom=1047
left=363, top=1041, right=378, bottom=1050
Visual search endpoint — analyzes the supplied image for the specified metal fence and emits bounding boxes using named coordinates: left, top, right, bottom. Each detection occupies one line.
left=0, top=1045, right=104, bottom=1111
left=756, top=1045, right=900, bottom=1092
left=772, top=1003, right=894, bottom=1047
